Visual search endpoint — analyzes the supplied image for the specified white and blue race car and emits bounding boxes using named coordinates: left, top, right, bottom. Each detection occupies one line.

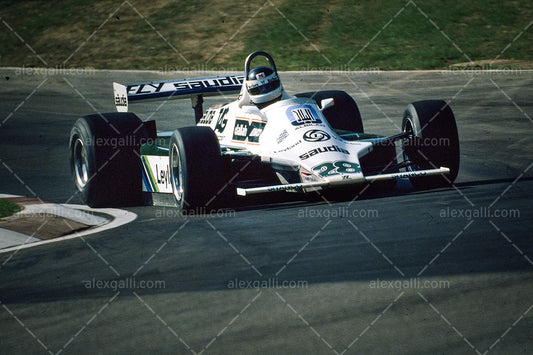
left=69, top=51, right=459, bottom=212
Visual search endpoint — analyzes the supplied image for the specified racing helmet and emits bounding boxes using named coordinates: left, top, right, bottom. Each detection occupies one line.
left=245, top=66, right=282, bottom=105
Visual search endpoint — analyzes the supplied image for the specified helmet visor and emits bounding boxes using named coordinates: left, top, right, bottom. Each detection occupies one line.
left=248, top=78, right=281, bottom=96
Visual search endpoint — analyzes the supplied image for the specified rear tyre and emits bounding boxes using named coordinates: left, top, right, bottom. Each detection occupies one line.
left=69, top=113, right=148, bottom=207
left=169, top=127, right=227, bottom=213
left=296, top=90, right=363, bottom=133
left=402, top=100, right=460, bottom=189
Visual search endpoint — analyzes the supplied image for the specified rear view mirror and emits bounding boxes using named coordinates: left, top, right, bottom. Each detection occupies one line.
left=320, top=98, right=335, bottom=111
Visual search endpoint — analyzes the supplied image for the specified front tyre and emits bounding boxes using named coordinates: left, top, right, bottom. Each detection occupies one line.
left=402, top=100, right=460, bottom=189
left=169, top=127, right=226, bottom=213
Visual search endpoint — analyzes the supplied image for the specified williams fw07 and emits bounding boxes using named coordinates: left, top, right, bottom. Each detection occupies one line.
left=69, top=51, right=459, bottom=212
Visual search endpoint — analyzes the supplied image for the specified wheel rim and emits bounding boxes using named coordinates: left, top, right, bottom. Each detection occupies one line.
left=170, top=143, right=184, bottom=204
left=72, top=138, right=89, bottom=189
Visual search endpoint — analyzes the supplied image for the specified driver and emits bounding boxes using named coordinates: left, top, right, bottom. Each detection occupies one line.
left=245, top=66, right=283, bottom=109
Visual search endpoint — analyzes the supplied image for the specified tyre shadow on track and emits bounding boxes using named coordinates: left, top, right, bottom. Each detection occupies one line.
left=225, top=181, right=408, bottom=212
left=228, top=179, right=451, bottom=211
left=217, top=175, right=533, bottom=213
left=1, top=176, right=531, bottom=304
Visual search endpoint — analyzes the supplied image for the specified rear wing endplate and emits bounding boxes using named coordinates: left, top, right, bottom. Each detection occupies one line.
left=113, top=74, right=244, bottom=113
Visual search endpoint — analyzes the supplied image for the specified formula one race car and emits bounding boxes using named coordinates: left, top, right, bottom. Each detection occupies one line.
left=69, top=51, right=459, bottom=212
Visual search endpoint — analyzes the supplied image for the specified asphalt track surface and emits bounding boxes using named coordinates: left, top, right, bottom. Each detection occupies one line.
left=1, top=69, right=532, bottom=354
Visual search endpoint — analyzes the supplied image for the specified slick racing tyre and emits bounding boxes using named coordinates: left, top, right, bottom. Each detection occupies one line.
left=402, top=100, right=460, bottom=189
left=296, top=91, right=364, bottom=133
left=69, top=113, right=148, bottom=207
left=169, top=127, right=226, bottom=213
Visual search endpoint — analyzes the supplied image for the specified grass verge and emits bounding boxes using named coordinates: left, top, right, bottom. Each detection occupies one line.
left=0, top=0, right=532, bottom=70
left=0, top=199, right=22, bottom=219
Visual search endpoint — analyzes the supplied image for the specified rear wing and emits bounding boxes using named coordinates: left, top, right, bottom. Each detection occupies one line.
left=113, top=74, right=244, bottom=115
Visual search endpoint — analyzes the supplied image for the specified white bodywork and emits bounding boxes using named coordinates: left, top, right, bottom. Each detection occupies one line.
left=199, top=96, right=372, bottom=190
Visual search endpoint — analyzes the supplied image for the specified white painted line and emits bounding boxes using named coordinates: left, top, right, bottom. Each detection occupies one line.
left=0, top=205, right=137, bottom=254
left=0, top=194, right=19, bottom=198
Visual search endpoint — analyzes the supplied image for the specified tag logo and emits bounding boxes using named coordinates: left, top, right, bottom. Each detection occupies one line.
left=214, top=107, right=230, bottom=133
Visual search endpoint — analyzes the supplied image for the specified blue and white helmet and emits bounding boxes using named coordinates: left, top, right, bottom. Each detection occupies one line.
left=245, top=66, right=283, bottom=105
